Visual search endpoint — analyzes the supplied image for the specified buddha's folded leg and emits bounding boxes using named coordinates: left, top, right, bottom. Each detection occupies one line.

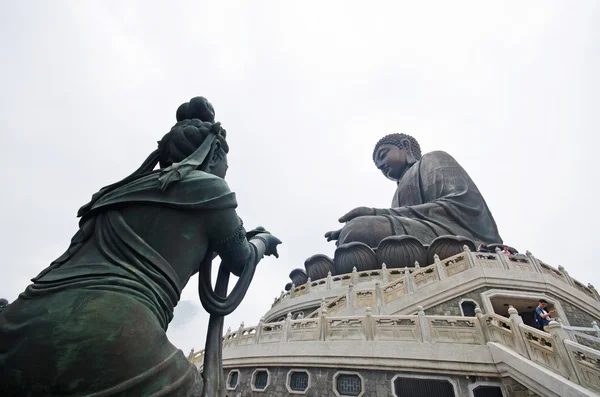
left=0, top=289, right=196, bottom=397
left=338, top=215, right=447, bottom=247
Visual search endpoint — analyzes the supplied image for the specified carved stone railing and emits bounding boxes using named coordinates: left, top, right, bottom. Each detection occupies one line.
left=270, top=247, right=600, bottom=316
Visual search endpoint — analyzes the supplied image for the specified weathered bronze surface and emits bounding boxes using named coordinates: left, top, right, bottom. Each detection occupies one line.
left=0, top=97, right=281, bottom=397
left=325, top=133, right=502, bottom=249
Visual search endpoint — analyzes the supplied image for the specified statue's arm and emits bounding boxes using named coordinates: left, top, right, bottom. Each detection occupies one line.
left=205, top=208, right=268, bottom=276
left=373, top=202, right=440, bottom=217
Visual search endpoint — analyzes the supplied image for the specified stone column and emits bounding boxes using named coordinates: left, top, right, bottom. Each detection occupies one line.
left=374, top=281, right=383, bottom=314
left=347, top=284, right=355, bottom=314
left=475, top=308, right=490, bottom=343
left=507, top=306, right=529, bottom=358
left=352, top=267, right=359, bottom=285
left=235, top=322, right=245, bottom=346
left=417, top=306, right=430, bottom=343
left=306, top=278, right=312, bottom=294
left=463, top=245, right=476, bottom=268
left=547, top=321, right=578, bottom=382
left=326, top=271, right=332, bottom=290
left=290, top=283, right=296, bottom=298
left=405, top=267, right=414, bottom=293
left=254, top=317, right=264, bottom=345
left=319, top=308, right=329, bottom=341
left=282, top=313, right=292, bottom=343
left=381, top=263, right=389, bottom=284
left=364, top=307, right=375, bottom=341
left=434, top=254, right=446, bottom=280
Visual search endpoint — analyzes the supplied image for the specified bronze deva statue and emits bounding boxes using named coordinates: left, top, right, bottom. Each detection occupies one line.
left=0, top=97, right=282, bottom=397
left=325, top=133, right=502, bottom=250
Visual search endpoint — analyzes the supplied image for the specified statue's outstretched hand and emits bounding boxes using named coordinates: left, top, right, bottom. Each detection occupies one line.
left=338, top=206, right=375, bottom=223
left=254, top=233, right=282, bottom=258
left=324, top=229, right=342, bottom=242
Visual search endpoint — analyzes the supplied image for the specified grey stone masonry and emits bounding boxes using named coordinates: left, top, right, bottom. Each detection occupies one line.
left=502, top=376, right=541, bottom=397
left=424, top=287, right=488, bottom=316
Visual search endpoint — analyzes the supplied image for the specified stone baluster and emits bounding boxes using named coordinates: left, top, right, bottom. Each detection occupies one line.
left=547, top=321, right=578, bottom=381
left=352, top=267, right=359, bottom=285
left=254, top=317, right=264, bottom=345
left=587, top=284, right=600, bottom=302
left=374, top=281, right=383, bottom=313
left=326, top=271, right=332, bottom=290
left=558, top=265, right=574, bottom=287
left=417, top=306, right=430, bottom=343
left=404, top=267, right=414, bottom=293
left=475, top=308, right=491, bottom=343
left=319, top=307, right=329, bottom=341
left=364, top=307, right=375, bottom=341
left=347, top=284, right=355, bottom=314
left=306, top=277, right=312, bottom=294
left=495, top=247, right=510, bottom=269
left=507, top=306, right=530, bottom=359
left=381, top=263, right=389, bottom=284
left=525, top=250, right=543, bottom=274
left=226, top=326, right=231, bottom=335
left=434, top=254, right=446, bottom=280
left=282, top=313, right=292, bottom=343
left=463, top=245, right=476, bottom=268
left=235, top=322, right=245, bottom=346
left=279, top=290, right=285, bottom=301
left=592, top=321, right=600, bottom=338
left=290, top=283, right=296, bottom=298
left=414, top=262, right=420, bottom=269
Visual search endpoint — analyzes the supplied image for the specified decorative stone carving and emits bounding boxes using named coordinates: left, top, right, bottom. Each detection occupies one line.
left=426, top=235, right=476, bottom=266
left=376, top=235, right=426, bottom=269
left=333, top=242, right=379, bottom=274
left=304, top=254, right=336, bottom=279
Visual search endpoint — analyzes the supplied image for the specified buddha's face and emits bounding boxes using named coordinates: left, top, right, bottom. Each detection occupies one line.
left=374, top=143, right=410, bottom=181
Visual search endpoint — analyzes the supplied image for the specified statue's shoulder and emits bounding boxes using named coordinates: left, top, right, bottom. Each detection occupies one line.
left=421, top=150, right=461, bottom=166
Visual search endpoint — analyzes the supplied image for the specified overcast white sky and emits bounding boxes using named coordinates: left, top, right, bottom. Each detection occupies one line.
left=1, top=1, right=599, bottom=354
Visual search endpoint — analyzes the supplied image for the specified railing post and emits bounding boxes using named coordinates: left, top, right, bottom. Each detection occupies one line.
left=381, top=263, right=389, bottom=284
left=587, top=284, right=600, bottom=302
left=282, top=313, right=292, bottom=343
left=434, top=254, right=446, bottom=279
left=235, top=322, right=245, bottom=346
left=290, top=283, right=296, bottom=298
left=352, top=266, right=358, bottom=285
left=364, top=307, right=375, bottom=341
left=375, top=281, right=383, bottom=314
left=475, top=308, right=490, bottom=343
left=495, top=247, right=510, bottom=269
left=558, top=265, right=575, bottom=287
left=347, top=284, right=355, bottom=314
left=306, top=277, right=312, bottom=294
left=405, top=267, right=414, bottom=293
left=508, top=306, right=530, bottom=358
left=463, top=245, right=476, bottom=268
left=525, top=250, right=543, bottom=274
left=319, top=308, right=329, bottom=341
left=326, top=271, right=332, bottom=290
left=547, top=321, right=578, bottom=382
left=254, top=317, right=264, bottom=345
left=592, top=320, right=600, bottom=338
left=417, top=306, right=430, bottom=343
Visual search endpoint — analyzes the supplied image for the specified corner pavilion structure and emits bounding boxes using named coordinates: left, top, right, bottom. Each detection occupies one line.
left=189, top=237, right=600, bottom=397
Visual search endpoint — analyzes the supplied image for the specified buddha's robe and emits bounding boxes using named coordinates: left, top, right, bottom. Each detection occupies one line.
left=0, top=170, right=255, bottom=397
left=338, top=151, right=503, bottom=247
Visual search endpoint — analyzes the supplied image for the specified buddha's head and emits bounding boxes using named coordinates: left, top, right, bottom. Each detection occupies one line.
left=158, top=96, right=229, bottom=179
left=372, top=133, right=422, bottom=181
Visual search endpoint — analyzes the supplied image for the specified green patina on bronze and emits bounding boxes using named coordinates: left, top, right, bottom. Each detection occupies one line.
left=0, top=97, right=281, bottom=397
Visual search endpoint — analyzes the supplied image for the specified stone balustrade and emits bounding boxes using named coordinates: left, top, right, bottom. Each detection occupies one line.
left=201, top=306, right=600, bottom=393
left=271, top=248, right=600, bottom=313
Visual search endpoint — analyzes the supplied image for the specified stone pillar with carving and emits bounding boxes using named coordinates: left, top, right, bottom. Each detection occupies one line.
left=587, top=284, right=600, bottom=302
left=326, top=271, right=332, bottom=290
left=374, top=281, right=383, bottom=314
left=558, top=265, right=575, bottom=287
left=347, top=284, right=355, bottom=314
left=282, top=313, right=292, bottom=343
left=475, top=308, right=490, bottom=343
left=525, top=250, right=543, bottom=274
left=364, top=307, right=375, bottom=341
left=592, top=321, right=600, bottom=338
left=319, top=308, right=329, bottom=341
left=405, top=267, right=414, bottom=293
left=463, top=245, right=476, bottom=268
left=254, top=317, right=264, bottom=345
left=434, top=254, right=446, bottom=280
left=495, top=247, right=510, bottom=269
left=381, top=263, right=389, bottom=284
left=352, top=267, right=358, bottom=285
left=507, top=306, right=530, bottom=359
left=235, top=322, right=245, bottom=347
left=547, top=321, right=578, bottom=381
left=306, top=277, right=312, bottom=294
left=417, top=306, right=430, bottom=343
left=290, top=283, right=296, bottom=298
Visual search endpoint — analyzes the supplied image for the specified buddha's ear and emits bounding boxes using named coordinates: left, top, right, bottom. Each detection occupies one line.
left=400, top=138, right=417, bottom=165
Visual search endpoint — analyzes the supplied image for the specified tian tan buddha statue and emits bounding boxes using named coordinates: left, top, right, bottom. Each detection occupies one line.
left=0, top=97, right=282, bottom=397
left=296, top=133, right=503, bottom=282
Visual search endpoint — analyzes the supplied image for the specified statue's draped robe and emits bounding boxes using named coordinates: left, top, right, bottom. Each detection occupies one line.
left=0, top=170, right=239, bottom=397
left=340, top=151, right=502, bottom=247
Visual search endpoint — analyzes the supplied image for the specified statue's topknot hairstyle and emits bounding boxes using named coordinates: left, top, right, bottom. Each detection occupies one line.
left=372, top=133, right=422, bottom=162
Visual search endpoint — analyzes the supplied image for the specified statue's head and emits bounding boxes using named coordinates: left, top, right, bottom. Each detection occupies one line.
left=158, top=97, right=229, bottom=179
left=372, top=133, right=422, bottom=181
